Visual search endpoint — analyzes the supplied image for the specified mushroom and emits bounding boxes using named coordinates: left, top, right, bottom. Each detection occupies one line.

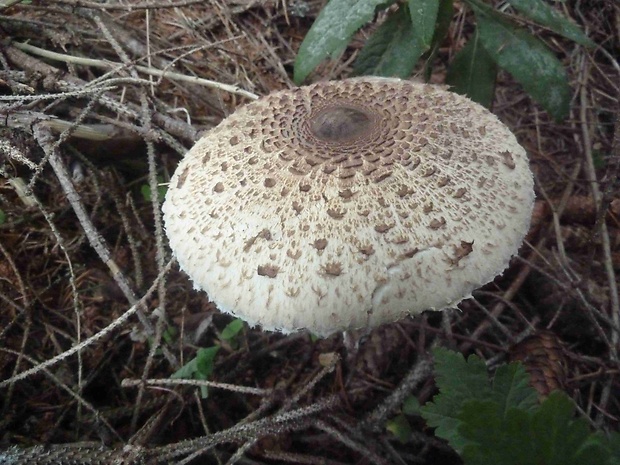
left=162, top=77, right=535, bottom=337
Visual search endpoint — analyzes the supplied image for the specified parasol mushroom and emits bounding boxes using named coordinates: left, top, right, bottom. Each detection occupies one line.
left=162, top=77, right=535, bottom=337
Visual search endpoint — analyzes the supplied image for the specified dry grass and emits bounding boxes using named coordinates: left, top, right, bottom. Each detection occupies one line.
left=0, top=0, right=618, bottom=464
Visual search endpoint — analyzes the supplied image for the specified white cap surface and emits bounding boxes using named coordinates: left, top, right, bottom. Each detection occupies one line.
left=162, top=78, right=535, bottom=337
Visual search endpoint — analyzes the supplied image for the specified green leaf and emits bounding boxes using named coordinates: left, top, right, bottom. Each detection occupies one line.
left=353, top=5, right=423, bottom=77
left=506, top=0, right=595, bottom=47
left=458, top=393, right=611, bottom=465
left=163, top=325, right=178, bottom=345
left=471, top=4, right=571, bottom=120
left=420, top=348, right=492, bottom=452
left=0, top=208, right=5, bottom=225
left=459, top=400, right=533, bottom=465
left=446, top=28, right=497, bottom=108
left=141, top=176, right=167, bottom=202
left=530, top=392, right=609, bottom=465
left=432, top=0, right=454, bottom=45
left=352, top=0, right=440, bottom=77
left=386, top=414, right=413, bottom=443
left=490, top=362, right=538, bottom=414
left=172, top=346, right=219, bottom=380
left=294, top=0, right=394, bottom=84
left=220, top=318, right=245, bottom=342
left=423, top=0, right=454, bottom=80
left=172, top=346, right=220, bottom=398
left=408, top=0, right=440, bottom=48
left=422, top=349, right=614, bottom=465
left=195, top=346, right=220, bottom=377
left=171, top=358, right=197, bottom=380
left=431, top=347, right=492, bottom=399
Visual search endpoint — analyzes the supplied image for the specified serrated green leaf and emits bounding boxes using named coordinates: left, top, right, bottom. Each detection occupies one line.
left=459, top=393, right=611, bottom=465
left=491, top=362, right=538, bottom=415
left=506, top=0, right=595, bottom=47
left=472, top=5, right=571, bottom=120
left=408, top=0, right=440, bottom=48
left=422, top=349, right=613, bottom=465
left=530, top=392, right=609, bottom=465
left=386, top=414, right=413, bottom=443
left=220, top=318, right=244, bottom=341
left=428, top=347, right=491, bottom=402
left=353, top=5, right=423, bottom=77
left=421, top=349, right=535, bottom=455
left=420, top=348, right=492, bottom=452
left=294, top=0, right=395, bottom=83
left=421, top=402, right=466, bottom=451
left=459, top=400, right=533, bottom=464
left=446, top=28, right=497, bottom=107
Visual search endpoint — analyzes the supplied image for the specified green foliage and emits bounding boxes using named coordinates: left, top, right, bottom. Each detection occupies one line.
left=293, top=0, right=395, bottom=84
left=505, top=0, right=595, bottom=47
left=418, top=347, right=619, bottom=465
left=141, top=176, right=167, bottom=202
left=219, top=318, right=245, bottom=349
left=172, top=346, right=220, bottom=398
left=421, top=348, right=536, bottom=452
left=386, top=395, right=421, bottom=443
left=0, top=208, right=6, bottom=225
left=168, top=320, right=244, bottom=397
left=408, top=0, right=439, bottom=48
left=162, top=325, right=178, bottom=345
left=220, top=318, right=244, bottom=341
left=468, top=0, right=571, bottom=120
left=446, top=28, right=497, bottom=108
left=294, top=0, right=595, bottom=120
left=422, top=0, right=454, bottom=80
left=352, top=4, right=421, bottom=77
left=457, top=393, right=613, bottom=465
left=386, top=413, right=413, bottom=443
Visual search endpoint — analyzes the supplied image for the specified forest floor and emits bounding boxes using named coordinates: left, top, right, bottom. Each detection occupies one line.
left=0, top=1, right=618, bottom=464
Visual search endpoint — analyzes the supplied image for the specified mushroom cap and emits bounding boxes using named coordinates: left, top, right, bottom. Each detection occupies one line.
left=162, top=78, right=535, bottom=337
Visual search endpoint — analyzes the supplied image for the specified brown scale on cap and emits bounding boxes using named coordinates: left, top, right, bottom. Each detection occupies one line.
left=163, top=77, right=535, bottom=336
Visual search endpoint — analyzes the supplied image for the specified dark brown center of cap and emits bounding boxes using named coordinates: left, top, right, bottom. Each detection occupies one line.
left=309, top=106, right=372, bottom=142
